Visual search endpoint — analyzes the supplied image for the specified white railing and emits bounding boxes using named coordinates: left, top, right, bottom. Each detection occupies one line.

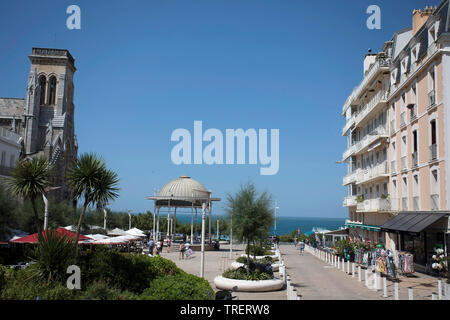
left=342, top=113, right=357, bottom=136
left=342, top=126, right=388, bottom=161
left=357, top=198, right=390, bottom=212
left=431, top=194, right=440, bottom=211
left=343, top=196, right=357, bottom=207
left=360, top=162, right=388, bottom=183
left=343, top=168, right=363, bottom=185
left=342, top=58, right=390, bottom=113
left=354, top=90, right=388, bottom=127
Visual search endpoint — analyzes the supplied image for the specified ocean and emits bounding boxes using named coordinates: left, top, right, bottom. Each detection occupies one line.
left=172, top=214, right=346, bottom=235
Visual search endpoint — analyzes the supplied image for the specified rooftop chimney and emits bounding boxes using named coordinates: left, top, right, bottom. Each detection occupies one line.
left=363, top=49, right=376, bottom=75
left=412, top=6, right=436, bottom=35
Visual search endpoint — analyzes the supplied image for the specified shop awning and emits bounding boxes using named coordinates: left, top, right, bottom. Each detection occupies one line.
left=380, top=211, right=449, bottom=233
left=345, top=222, right=381, bottom=232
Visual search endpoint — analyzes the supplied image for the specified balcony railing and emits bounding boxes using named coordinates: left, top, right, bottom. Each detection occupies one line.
left=356, top=198, right=391, bottom=212
left=343, top=169, right=361, bottom=185
left=360, top=162, right=388, bottom=183
left=430, top=194, right=439, bottom=211
left=342, top=113, right=357, bottom=136
left=354, top=90, right=388, bottom=127
left=412, top=151, right=418, bottom=167
left=413, top=196, right=420, bottom=211
left=402, top=197, right=408, bottom=210
left=429, top=144, right=437, bottom=161
left=342, top=58, right=391, bottom=113
left=401, top=156, right=407, bottom=170
left=343, top=196, right=357, bottom=207
left=342, top=126, right=388, bottom=160
left=428, top=90, right=436, bottom=108
left=410, top=104, right=417, bottom=120
left=391, top=160, right=396, bottom=174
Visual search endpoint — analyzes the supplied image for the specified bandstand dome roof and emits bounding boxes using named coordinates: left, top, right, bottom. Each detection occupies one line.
left=158, top=176, right=208, bottom=198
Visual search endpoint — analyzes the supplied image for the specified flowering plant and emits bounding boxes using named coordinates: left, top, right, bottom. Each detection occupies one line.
left=431, top=247, right=448, bottom=279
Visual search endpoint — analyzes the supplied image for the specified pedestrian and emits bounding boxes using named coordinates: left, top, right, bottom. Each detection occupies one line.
left=299, top=241, right=305, bottom=254
left=167, top=236, right=171, bottom=253
left=294, top=237, right=298, bottom=248
left=179, top=241, right=185, bottom=260
left=156, top=239, right=163, bottom=255
left=148, top=238, right=155, bottom=256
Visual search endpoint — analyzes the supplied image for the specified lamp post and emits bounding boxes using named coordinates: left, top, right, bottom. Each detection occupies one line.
left=42, top=186, right=61, bottom=230
left=128, top=210, right=132, bottom=230
left=103, top=208, right=107, bottom=230
left=274, top=203, right=280, bottom=236
left=200, top=202, right=206, bottom=278
left=229, top=212, right=233, bottom=259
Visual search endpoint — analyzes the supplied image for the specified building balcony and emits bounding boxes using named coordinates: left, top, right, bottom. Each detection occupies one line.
left=342, top=126, right=388, bottom=161
left=430, top=194, right=440, bottom=211
left=356, top=197, right=391, bottom=212
left=354, top=90, right=388, bottom=128
left=343, top=195, right=357, bottom=207
left=358, top=162, right=389, bottom=184
left=342, top=113, right=357, bottom=136
left=342, top=58, right=390, bottom=114
left=429, top=144, right=437, bottom=161
left=342, top=169, right=361, bottom=186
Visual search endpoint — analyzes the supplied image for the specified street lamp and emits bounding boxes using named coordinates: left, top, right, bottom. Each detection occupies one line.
left=274, top=202, right=280, bottom=236
left=128, top=210, right=132, bottom=230
left=43, top=186, right=61, bottom=230
left=229, top=212, right=233, bottom=259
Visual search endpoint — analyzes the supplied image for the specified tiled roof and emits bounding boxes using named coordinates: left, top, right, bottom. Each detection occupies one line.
left=0, top=98, right=25, bottom=118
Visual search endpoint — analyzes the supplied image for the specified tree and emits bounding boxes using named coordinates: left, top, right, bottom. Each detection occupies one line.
left=225, top=182, right=274, bottom=269
left=66, top=153, right=119, bottom=254
left=6, top=157, right=53, bottom=233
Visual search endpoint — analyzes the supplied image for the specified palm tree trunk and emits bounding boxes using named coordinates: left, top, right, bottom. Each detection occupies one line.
left=246, top=238, right=250, bottom=277
left=74, top=196, right=88, bottom=256
left=31, top=196, right=41, bottom=234
left=253, top=240, right=256, bottom=260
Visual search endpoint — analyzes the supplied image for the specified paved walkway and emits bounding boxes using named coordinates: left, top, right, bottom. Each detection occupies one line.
left=283, top=244, right=443, bottom=300
left=159, top=243, right=286, bottom=300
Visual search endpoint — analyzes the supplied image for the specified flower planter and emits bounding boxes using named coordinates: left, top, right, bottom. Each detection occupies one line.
left=231, top=261, right=279, bottom=272
left=214, top=275, right=284, bottom=292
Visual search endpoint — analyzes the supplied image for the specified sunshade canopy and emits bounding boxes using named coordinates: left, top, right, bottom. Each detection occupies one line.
left=10, top=228, right=91, bottom=244
left=381, top=211, right=448, bottom=233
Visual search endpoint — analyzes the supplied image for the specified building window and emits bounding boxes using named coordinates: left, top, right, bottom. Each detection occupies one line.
left=411, top=45, right=419, bottom=64
left=48, top=76, right=57, bottom=105
left=391, top=69, right=398, bottom=85
left=430, top=119, right=437, bottom=160
left=39, top=75, right=46, bottom=105
left=9, top=154, right=15, bottom=167
left=428, top=22, right=439, bottom=45
left=401, top=56, right=409, bottom=75
left=430, top=169, right=439, bottom=210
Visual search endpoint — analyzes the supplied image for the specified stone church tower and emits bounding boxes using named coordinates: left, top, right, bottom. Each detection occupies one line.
left=0, top=48, right=78, bottom=202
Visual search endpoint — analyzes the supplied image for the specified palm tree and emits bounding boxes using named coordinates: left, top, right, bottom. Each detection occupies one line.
left=6, top=157, right=53, bottom=233
left=225, top=182, right=274, bottom=270
left=66, top=153, right=119, bottom=253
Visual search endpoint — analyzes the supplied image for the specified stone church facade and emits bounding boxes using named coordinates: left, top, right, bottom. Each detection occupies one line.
left=0, top=48, right=78, bottom=202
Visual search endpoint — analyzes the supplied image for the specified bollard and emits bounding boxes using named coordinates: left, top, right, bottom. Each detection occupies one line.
left=334, top=256, right=337, bottom=268
left=296, top=295, right=301, bottom=300
left=394, top=282, right=399, bottom=300
left=438, top=279, right=442, bottom=300
left=352, top=263, right=355, bottom=277
left=342, top=258, right=345, bottom=272
left=347, top=260, right=350, bottom=274
left=365, top=269, right=369, bottom=287
left=383, top=277, right=387, bottom=298
left=408, top=288, right=413, bottom=300
left=337, top=257, right=340, bottom=269
left=358, top=266, right=361, bottom=282
left=432, top=293, right=437, bottom=300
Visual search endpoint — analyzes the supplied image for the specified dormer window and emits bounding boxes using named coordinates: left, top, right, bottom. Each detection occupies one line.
left=401, top=56, right=409, bottom=75
left=428, top=21, right=439, bottom=45
left=411, top=44, right=420, bottom=63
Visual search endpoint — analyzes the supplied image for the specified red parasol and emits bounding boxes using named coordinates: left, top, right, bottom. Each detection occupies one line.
left=10, top=227, right=91, bottom=244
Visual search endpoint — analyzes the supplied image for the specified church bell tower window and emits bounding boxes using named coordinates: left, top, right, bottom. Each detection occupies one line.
left=39, top=75, right=47, bottom=105
left=48, top=76, right=57, bottom=105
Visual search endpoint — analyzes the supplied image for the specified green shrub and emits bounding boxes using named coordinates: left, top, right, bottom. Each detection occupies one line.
left=223, top=267, right=272, bottom=281
left=76, top=247, right=180, bottom=294
left=76, top=280, right=138, bottom=300
left=236, top=256, right=273, bottom=264
left=140, top=271, right=214, bottom=300
left=279, top=234, right=294, bottom=242
left=245, top=245, right=273, bottom=256
left=0, top=264, right=76, bottom=300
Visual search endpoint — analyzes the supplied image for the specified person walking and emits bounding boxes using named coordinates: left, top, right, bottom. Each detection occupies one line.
left=294, top=237, right=298, bottom=248
left=179, top=241, right=185, bottom=260
left=148, top=238, right=155, bottom=256
left=299, top=240, right=305, bottom=254
left=166, top=236, right=171, bottom=253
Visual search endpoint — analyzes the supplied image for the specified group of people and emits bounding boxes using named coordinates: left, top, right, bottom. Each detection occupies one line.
left=146, top=236, right=193, bottom=259
left=295, top=238, right=305, bottom=254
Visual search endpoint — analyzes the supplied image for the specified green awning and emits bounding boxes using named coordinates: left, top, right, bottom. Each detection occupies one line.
left=345, top=222, right=381, bottom=232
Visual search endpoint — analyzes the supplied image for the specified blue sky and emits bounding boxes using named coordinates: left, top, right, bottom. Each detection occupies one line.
left=0, top=0, right=442, bottom=217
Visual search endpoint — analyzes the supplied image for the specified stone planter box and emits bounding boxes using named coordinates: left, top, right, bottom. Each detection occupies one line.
left=214, top=276, right=284, bottom=292
left=231, top=261, right=279, bottom=272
